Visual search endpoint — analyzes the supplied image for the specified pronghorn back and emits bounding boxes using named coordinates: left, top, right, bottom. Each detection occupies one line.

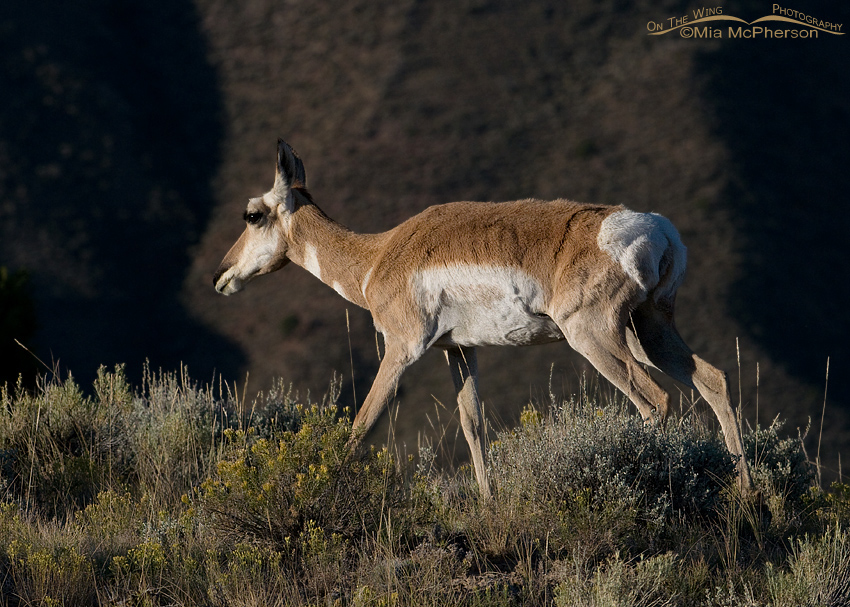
left=375, top=199, right=618, bottom=284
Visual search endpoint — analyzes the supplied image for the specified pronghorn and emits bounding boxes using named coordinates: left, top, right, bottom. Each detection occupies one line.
left=214, top=139, right=753, bottom=498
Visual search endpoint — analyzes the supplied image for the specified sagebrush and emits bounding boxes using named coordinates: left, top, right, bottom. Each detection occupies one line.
left=0, top=366, right=846, bottom=606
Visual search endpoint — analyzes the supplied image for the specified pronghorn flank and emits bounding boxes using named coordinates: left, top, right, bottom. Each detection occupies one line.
left=214, top=139, right=753, bottom=498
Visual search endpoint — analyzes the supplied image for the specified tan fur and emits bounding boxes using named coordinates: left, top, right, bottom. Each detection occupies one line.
left=214, top=139, right=753, bottom=498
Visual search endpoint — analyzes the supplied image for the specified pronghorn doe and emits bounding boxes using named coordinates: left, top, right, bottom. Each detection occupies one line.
left=214, top=139, right=753, bottom=498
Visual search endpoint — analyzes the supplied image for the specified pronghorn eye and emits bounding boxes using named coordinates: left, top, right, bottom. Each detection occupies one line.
left=244, top=211, right=264, bottom=225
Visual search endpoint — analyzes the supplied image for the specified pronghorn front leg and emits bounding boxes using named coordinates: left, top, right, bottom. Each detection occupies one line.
left=349, top=336, right=420, bottom=448
left=445, top=347, right=492, bottom=500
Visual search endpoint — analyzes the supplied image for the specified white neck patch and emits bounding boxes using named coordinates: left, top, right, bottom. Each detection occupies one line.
left=303, top=243, right=322, bottom=280
left=361, top=267, right=374, bottom=298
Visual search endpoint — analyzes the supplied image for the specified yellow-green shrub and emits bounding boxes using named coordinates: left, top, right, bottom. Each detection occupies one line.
left=199, top=403, right=412, bottom=554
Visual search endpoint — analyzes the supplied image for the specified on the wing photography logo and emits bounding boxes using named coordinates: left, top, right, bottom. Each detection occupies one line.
left=646, top=4, right=843, bottom=38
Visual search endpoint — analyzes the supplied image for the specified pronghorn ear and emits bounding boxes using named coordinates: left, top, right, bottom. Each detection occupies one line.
left=274, top=138, right=307, bottom=195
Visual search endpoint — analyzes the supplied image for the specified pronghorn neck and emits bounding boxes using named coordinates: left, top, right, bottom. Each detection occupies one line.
left=286, top=203, right=377, bottom=308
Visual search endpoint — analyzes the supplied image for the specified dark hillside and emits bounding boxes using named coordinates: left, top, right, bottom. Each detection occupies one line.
left=2, top=1, right=848, bottom=475
left=0, top=0, right=242, bottom=378
left=696, top=12, right=850, bottom=427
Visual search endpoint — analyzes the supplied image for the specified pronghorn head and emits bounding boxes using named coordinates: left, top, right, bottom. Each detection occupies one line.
left=213, top=139, right=307, bottom=295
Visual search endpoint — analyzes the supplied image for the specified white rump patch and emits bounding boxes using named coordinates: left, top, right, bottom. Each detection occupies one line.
left=303, top=243, right=322, bottom=280
left=597, top=210, right=687, bottom=300
left=412, top=264, right=564, bottom=348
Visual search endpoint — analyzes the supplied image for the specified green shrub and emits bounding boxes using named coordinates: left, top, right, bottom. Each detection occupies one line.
left=203, top=541, right=291, bottom=606
left=766, top=524, right=850, bottom=607
left=0, top=363, right=834, bottom=606
left=554, top=551, right=679, bottom=607
left=199, top=402, right=413, bottom=554
left=1, top=503, right=98, bottom=607
left=75, top=490, right=142, bottom=559
left=435, top=398, right=738, bottom=579
left=743, top=419, right=814, bottom=526
left=490, top=399, right=736, bottom=523
left=0, top=364, right=214, bottom=515
left=820, top=482, right=850, bottom=526
left=125, top=365, right=223, bottom=506
left=6, top=540, right=95, bottom=607
left=0, top=372, right=106, bottom=514
left=0, top=364, right=301, bottom=517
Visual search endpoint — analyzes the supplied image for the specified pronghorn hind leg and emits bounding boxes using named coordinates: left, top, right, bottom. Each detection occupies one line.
left=558, top=307, right=671, bottom=423
left=445, top=346, right=491, bottom=499
left=630, top=303, right=754, bottom=493
left=349, top=336, right=420, bottom=449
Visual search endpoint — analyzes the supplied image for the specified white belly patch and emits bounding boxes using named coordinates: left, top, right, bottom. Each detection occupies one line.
left=412, top=264, right=564, bottom=347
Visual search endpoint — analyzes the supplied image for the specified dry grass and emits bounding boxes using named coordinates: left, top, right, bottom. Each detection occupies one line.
left=1, top=366, right=847, bottom=606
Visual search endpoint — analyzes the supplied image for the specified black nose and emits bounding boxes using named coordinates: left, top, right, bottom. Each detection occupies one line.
left=213, top=265, right=226, bottom=287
